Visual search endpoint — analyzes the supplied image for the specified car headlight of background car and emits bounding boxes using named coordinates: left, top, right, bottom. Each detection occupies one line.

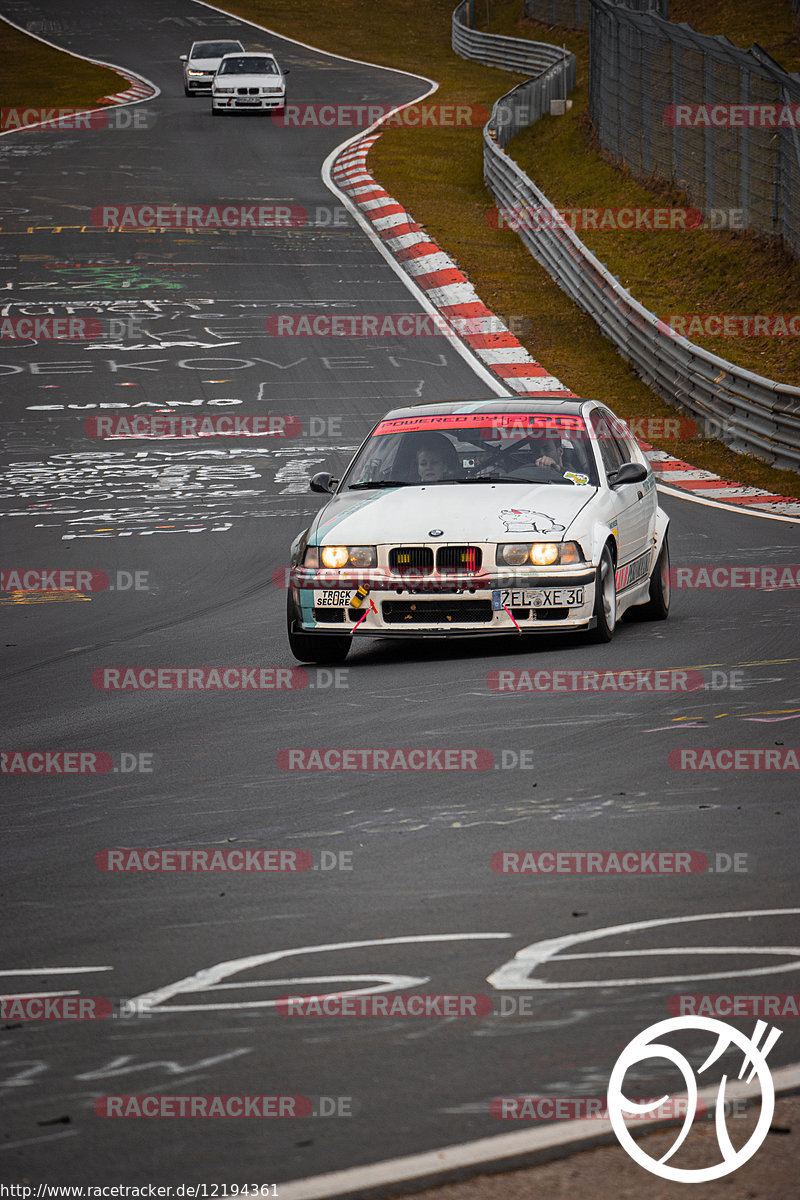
left=496, top=542, right=584, bottom=567
left=305, top=546, right=377, bottom=569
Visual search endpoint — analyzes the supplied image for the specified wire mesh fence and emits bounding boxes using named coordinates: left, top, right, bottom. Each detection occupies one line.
left=588, top=0, right=800, bottom=260
left=523, top=0, right=667, bottom=33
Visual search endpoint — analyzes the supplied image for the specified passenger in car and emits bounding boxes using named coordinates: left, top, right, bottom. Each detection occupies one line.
left=414, top=434, right=461, bottom=482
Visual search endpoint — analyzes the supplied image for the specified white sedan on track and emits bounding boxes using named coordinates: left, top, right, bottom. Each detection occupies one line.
left=211, top=52, right=287, bottom=114
left=286, top=398, right=670, bottom=663
left=180, top=40, right=245, bottom=95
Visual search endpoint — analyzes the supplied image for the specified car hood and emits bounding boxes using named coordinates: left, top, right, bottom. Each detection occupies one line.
left=309, top=483, right=597, bottom=545
left=190, top=58, right=227, bottom=70
left=214, top=73, right=283, bottom=86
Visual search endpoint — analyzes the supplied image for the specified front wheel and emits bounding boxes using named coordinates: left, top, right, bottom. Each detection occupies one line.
left=630, top=533, right=670, bottom=621
left=287, top=593, right=350, bottom=664
left=588, top=545, right=617, bottom=643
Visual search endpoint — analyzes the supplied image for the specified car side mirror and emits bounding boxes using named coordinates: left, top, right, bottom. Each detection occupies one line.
left=608, top=461, right=648, bottom=488
left=179, top=54, right=187, bottom=61
left=310, top=472, right=337, bottom=494
left=282, top=68, right=290, bottom=74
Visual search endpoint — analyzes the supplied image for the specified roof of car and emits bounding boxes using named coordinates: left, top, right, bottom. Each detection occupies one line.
left=191, top=40, right=244, bottom=48
left=380, top=398, right=595, bottom=420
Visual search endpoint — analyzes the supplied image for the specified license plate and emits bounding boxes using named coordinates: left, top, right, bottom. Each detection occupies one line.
left=492, top=588, right=584, bottom=609
left=236, top=99, right=261, bottom=106
left=313, top=590, right=355, bottom=608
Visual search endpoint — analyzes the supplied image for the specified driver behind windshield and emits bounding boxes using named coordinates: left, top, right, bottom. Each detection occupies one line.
left=535, top=435, right=583, bottom=474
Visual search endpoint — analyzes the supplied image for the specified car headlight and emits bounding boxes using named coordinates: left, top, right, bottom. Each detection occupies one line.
left=214, top=87, right=234, bottom=94
left=186, top=70, right=207, bottom=77
left=496, top=542, right=583, bottom=566
left=317, top=545, right=377, bottom=569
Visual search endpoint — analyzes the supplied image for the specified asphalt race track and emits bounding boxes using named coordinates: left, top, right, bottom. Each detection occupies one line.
left=1, top=0, right=799, bottom=1190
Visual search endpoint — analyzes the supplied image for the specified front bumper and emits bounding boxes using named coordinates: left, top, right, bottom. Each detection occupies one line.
left=185, top=75, right=214, bottom=91
left=212, top=94, right=285, bottom=111
left=289, top=567, right=597, bottom=637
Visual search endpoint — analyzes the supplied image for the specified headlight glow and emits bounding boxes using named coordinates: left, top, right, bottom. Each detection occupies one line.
left=320, top=546, right=350, bottom=569
left=530, top=543, right=560, bottom=566
left=318, top=545, right=377, bottom=569
left=496, top=542, right=584, bottom=567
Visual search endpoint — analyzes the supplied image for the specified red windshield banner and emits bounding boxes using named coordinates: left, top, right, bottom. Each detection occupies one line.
left=372, top=414, right=585, bottom=435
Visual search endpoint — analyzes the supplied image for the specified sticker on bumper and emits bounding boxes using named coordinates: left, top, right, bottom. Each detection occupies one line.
left=313, top=590, right=355, bottom=607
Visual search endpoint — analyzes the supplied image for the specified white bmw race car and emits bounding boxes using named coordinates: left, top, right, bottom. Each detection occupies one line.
left=211, top=51, right=287, bottom=113
left=286, top=399, right=670, bottom=663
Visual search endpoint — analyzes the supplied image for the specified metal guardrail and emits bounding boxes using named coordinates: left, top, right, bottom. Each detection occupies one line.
left=452, top=0, right=572, bottom=76
left=450, top=1, right=800, bottom=470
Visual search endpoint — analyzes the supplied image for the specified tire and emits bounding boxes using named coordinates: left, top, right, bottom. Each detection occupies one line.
left=184, top=87, right=192, bottom=96
left=631, top=532, right=670, bottom=621
left=588, top=545, right=617, bottom=643
left=287, top=593, right=350, bottom=664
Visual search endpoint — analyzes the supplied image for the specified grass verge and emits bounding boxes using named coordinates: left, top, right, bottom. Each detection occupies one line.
left=0, top=17, right=124, bottom=109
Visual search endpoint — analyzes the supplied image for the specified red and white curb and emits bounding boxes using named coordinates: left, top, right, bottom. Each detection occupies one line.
left=640, top=446, right=800, bottom=517
left=331, top=133, right=800, bottom=519
left=101, top=73, right=156, bottom=105
left=331, top=135, right=573, bottom=400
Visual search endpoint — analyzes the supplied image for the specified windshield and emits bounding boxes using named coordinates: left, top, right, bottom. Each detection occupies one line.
left=218, top=56, right=278, bottom=74
left=191, top=42, right=243, bottom=58
left=341, top=412, right=599, bottom=489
